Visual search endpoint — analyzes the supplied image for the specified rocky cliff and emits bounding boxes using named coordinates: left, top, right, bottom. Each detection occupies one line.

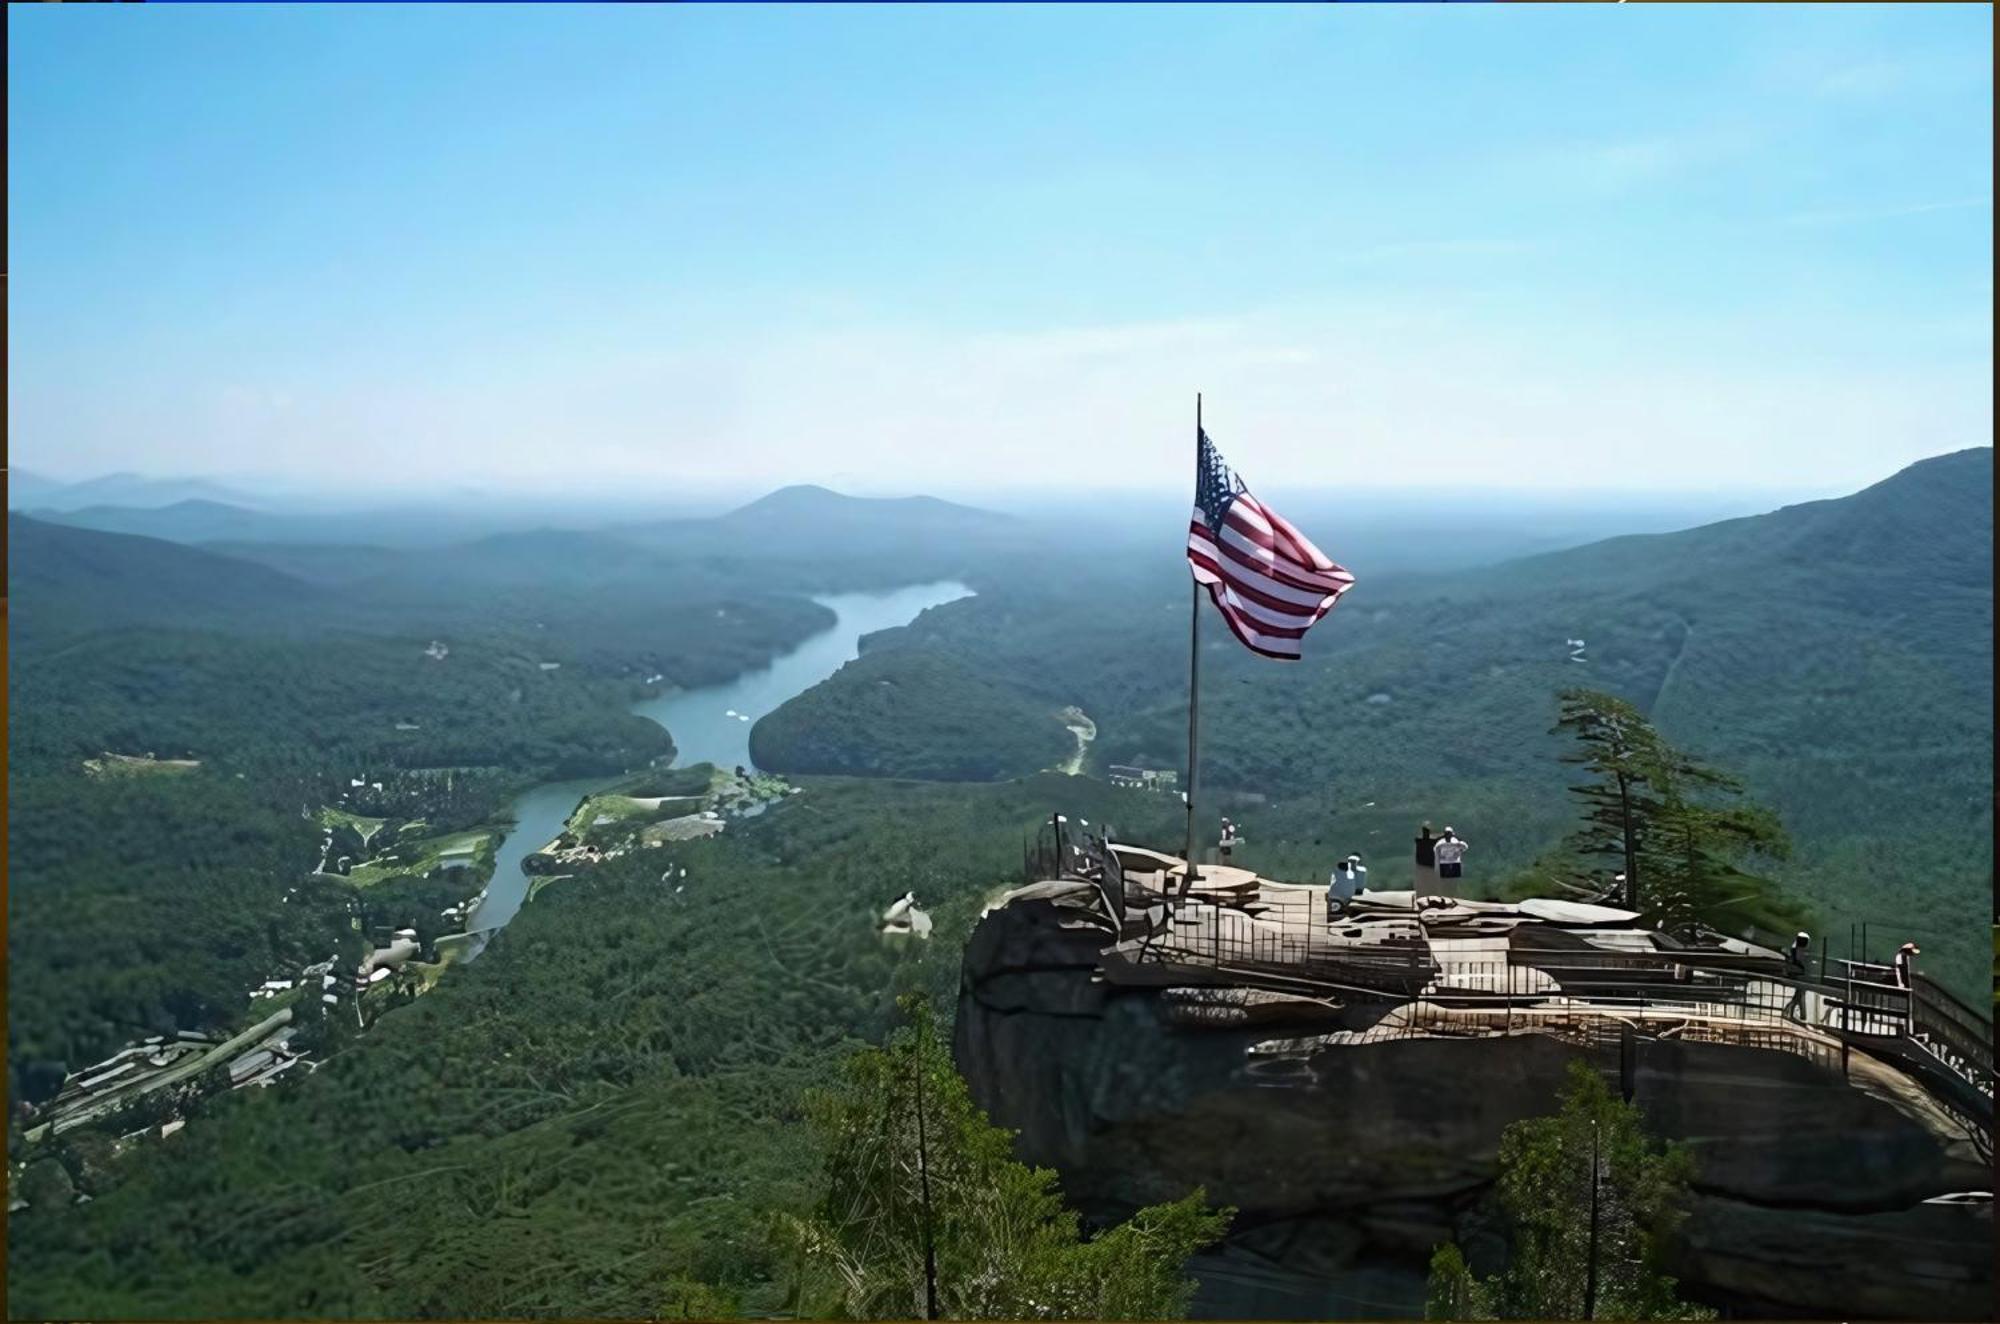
left=954, top=891, right=1993, bottom=1320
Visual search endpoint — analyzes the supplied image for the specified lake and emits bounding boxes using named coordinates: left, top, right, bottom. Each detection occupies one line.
left=464, top=580, right=972, bottom=941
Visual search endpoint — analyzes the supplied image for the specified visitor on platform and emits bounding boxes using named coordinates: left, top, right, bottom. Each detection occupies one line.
left=1345, top=853, right=1368, bottom=894
left=1328, top=857, right=1359, bottom=918
left=1218, top=817, right=1238, bottom=864
left=1413, top=822, right=1439, bottom=896
left=1893, top=941, right=1920, bottom=989
left=1433, top=828, right=1468, bottom=894
left=1785, top=931, right=1811, bottom=978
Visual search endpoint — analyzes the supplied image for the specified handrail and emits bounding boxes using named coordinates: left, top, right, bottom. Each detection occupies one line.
left=1038, top=843, right=1991, bottom=1127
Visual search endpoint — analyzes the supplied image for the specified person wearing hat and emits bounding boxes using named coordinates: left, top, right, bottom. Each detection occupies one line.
left=1893, top=941, right=1920, bottom=989
left=1217, top=817, right=1239, bottom=865
left=1345, top=853, right=1368, bottom=895
left=1783, top=931, right=1812, bottom=1021
left=1784, top=931, right=1811, bottom=978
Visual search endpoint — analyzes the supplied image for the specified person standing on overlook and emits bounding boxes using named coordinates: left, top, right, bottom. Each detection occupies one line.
left=1218, top=817, right=1238, bottom=865
left=1413, top=822, right=1439, bottom=896
left=1893, top=941, right=1920, bottom=989
left=1328, top=857, right=1359, bottom=918
left=1433, top=828, right=1469, bottom=897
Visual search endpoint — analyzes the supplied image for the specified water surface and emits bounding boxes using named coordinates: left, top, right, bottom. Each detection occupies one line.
left=464, top=580, right=972, bottom=941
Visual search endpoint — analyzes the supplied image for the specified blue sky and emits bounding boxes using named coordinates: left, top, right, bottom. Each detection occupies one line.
left=7, top=3, right=1992, bottom=499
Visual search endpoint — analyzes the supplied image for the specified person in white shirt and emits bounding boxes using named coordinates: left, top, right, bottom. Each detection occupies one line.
left=1893, top=941, right=1919, bottom=989
left=1432, top=829, right=1468, bottom=898
left=1328, top=857, right=1359, bottom=918
left=1784, top=932, right=1811, bottom=977
left=1345, top=853, right=1368, bottom=894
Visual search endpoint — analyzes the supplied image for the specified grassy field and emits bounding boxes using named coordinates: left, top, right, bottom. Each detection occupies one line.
left=345, top=828, right=497, bottom=888
left=316, top=806, right=389, bottom=843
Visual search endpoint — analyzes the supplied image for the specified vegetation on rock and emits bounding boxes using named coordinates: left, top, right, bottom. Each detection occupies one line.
left=784, top=996, right=1231, bottom=1320
left=1425, top=1062, right=1714, bottom=1321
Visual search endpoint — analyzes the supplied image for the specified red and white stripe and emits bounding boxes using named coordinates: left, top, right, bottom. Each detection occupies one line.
left=1187, top=492, right=1355, bottom=660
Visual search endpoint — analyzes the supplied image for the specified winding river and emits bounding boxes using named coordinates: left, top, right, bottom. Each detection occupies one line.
left=462, top=581, right=972, bottom=943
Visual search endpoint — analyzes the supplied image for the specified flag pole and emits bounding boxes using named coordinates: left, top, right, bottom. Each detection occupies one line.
left=1184, top=392, right=1203, bottom=890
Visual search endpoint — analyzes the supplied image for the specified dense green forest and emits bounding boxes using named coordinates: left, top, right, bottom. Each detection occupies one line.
left=5, top=775, right=1184, bottom=1318
left=752, top=648, right=1077, bottom=781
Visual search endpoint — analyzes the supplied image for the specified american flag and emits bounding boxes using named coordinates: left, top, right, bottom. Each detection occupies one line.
left=1186, top=428, right=1355, bottom=659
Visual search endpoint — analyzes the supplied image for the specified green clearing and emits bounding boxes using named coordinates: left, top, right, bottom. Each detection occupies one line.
left=344, top=828, right=497, bottom=889
left=316, top=806, right=389, bottom=844
left=566, top=793, right=697, bottom=833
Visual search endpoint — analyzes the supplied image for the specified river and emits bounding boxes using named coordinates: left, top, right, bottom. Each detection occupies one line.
left=462, top=580, right=972, bottom=942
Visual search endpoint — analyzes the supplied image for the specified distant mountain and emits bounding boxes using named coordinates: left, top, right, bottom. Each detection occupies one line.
left=36, top=499, right=278, bottom=545
left=614, top=483, right=1025, bottom=579
left=721, top=483, right=1013, bottom=528
left=10, top=471, right=258, bottom=512
left=198, top=540, right=419, bottom=588
left=1477, top=446, right=1993, bottom=597
left=7, top=468, right=71, bottom=509
left=7, top=515, right=321, bottom=649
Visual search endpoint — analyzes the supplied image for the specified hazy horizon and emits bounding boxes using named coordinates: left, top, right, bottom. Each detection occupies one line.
left=4, top=455, right=1897, bottom=519
left=8, top=5, right=1991, bottom=499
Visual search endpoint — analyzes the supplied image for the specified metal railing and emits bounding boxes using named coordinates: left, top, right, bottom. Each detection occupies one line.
left=1025, top=829, right=1993, bottom=1136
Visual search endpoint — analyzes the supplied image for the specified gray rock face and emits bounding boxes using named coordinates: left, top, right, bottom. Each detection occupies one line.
left=955, top=896, right=1993, bottom=1320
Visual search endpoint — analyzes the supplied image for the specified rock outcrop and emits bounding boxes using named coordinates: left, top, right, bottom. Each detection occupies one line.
left=955, top=892, right=1993, bottom=1320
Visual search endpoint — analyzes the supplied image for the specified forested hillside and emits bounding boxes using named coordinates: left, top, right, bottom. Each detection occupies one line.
left=750, top=450, right=1995, bottom=996
left=5, top=776, right=1183, bottom=1318
left=752, top=648, right=1076, bottom=780
left=4, top=518, right=837, bottom=1079
left=7, top=515, right=322, bottom=648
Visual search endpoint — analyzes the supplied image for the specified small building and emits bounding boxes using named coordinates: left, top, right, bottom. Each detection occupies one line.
left=1108, top=766, right=1179, bottom=793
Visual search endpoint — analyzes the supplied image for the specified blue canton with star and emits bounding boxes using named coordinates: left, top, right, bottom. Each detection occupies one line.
left=1194, top=428, right=1244, bottom=531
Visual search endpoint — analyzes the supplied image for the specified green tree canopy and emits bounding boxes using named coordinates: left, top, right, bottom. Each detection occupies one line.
left=784, top=996, right=1231, bottom=1320
left=1554, top=689, right=1800, bottom=937
left=1426, top=1061, right=1713, bottom=1322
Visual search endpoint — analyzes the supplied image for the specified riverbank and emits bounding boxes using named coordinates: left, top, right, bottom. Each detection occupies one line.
left=463, top=581, right=972, bottom=948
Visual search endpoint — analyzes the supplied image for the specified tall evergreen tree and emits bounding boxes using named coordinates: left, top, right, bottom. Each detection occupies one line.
left=1554, top=690, right=1670, bottom=908
left=1425, top=1062, right=1713, bottom=1321
left=782, top=996, right=1232, bottom=1320
left=1554, top=690, right=1798, bottom=937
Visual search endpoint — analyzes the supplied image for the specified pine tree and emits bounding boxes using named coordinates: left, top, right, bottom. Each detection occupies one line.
left=1554, top=690, right=1670, bottom=908
left=783, top=995, right=1232, bottom=1320
left=1425, top=1062, right=1714, bottom=1321
left=1554, top=690, right=1798, bottom=936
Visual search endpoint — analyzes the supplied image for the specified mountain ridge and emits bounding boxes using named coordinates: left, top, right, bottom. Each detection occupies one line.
left=7, top=515, right=322, bottom=648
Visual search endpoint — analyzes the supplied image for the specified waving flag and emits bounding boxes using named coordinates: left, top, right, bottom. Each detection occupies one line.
left=1185, top=428, right=1355, bottom=659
